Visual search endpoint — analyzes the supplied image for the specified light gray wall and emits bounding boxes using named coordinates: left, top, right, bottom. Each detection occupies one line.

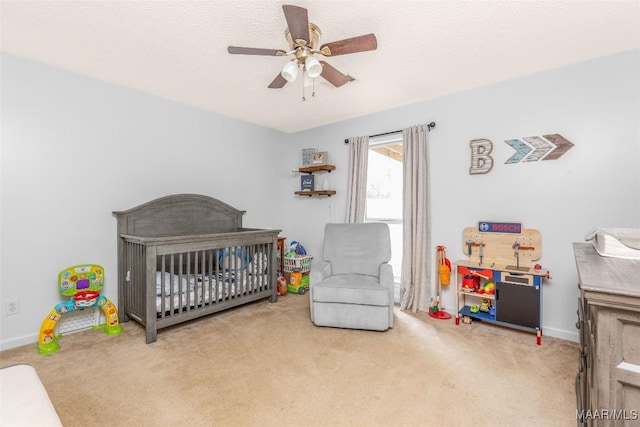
left=0, top=53, right=287, bottom=349
left=1, top=50, right=638, bottom=349
left=276, top=49, right=640, bottom=342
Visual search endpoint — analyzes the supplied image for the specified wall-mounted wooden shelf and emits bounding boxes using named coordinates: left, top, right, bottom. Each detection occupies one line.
left=298, top=165, right=335, bottom=174
left=295, top=190, right=336, bottom=197
left=295, top=164, right=336, bottom=197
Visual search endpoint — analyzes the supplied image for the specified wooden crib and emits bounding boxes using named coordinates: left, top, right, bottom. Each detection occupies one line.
left=113, top=194, right=280, bottom=343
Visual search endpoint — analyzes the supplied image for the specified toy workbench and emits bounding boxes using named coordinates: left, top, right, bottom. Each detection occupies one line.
left=453, top=221, right=551, bottom=345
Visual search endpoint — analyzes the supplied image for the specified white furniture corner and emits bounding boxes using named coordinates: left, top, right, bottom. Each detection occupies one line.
left=0, top=364, right=62, bottom=426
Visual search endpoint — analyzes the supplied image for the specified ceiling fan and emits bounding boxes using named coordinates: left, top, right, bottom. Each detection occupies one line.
left=227, top=4, right=377, bottom=91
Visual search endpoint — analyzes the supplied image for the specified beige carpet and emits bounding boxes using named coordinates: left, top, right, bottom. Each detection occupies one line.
left=0, top=295, right=578, bottom=426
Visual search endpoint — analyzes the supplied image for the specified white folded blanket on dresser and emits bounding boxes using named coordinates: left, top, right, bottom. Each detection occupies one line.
left=0, top=364, right=62, bottom=426
left=585, top=228, right=640, bottom=260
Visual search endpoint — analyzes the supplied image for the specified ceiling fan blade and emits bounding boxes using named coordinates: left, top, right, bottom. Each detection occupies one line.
left=282, top=5, right=310, bottom=44
left=268, top=73, right=288, bottom=89
left=320, top=33, right=377, bottom=56
left=228, top=46, right=287, bottom=56
left=319, top=61, right=352, bottom=87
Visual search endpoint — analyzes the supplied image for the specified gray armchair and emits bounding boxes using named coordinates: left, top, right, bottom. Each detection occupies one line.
left=309, top=223, right=394, bottom=331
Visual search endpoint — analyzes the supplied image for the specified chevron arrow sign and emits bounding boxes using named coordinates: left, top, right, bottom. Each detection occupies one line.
left=505, top=134, right=574, bottom=164
left=505, top=139, right=532, bottom=164
left=523, top=136, right=554, bottom=162
left=542, top=134, right=575, bottom=160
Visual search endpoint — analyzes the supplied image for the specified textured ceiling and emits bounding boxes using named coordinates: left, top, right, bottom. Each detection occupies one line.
left=1, top=1, right=639, bottom=133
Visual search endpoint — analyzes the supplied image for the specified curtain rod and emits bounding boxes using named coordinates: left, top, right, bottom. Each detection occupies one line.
left=344, top=122, right=436, bottom=143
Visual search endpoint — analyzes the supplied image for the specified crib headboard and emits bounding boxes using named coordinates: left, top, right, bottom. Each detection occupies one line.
left=113, top=194, right=245, bottom=237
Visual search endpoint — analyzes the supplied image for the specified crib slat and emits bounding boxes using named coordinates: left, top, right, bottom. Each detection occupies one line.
left=248, top=244, right=254, bottom=295
left=201, top=250, right=207, bottom=306
left=156, top=255, right=162, bottom=319
left=215, top=248, right=221, bottom=302
left=179, top=253, right=185, bottom=313
left=194, top=250, right=201, bottom=309
left=169, top=254, right=175, bottom=315
left=196, top=251, right=201, bottom=308
left=187, top=251, right=192, bottom=313
left=206, top=250, right=211, bottom=305
left=233, top=246, right=239, bottom=299
left=262, top=242, right=267, bottom=291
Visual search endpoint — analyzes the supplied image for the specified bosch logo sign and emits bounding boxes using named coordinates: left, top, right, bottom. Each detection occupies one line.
left=478, top=222, right=522, bottom=234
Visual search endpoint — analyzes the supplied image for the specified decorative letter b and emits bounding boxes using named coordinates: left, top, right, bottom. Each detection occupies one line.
left=469, top=139, right=494, bottom=175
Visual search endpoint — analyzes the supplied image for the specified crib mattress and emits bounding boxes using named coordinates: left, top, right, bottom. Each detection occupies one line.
left=155, top=271, right=267, bottom=313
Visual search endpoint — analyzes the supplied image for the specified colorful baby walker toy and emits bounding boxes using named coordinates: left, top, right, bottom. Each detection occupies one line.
left=38, top=264, right=123, bottom=354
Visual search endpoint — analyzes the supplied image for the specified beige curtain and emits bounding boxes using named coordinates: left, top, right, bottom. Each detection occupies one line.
left=345, top=136, right=369, bottom=223
left=400, top=124, right=431, bottom=313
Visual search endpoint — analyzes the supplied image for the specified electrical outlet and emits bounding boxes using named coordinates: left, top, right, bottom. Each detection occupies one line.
left=5, top=298, right=19, bottom=315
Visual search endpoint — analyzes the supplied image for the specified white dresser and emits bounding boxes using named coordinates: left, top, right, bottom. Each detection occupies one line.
left=574, top=243, right=640, bottom=426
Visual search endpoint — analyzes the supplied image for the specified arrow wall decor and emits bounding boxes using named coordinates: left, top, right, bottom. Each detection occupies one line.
left=504, top=133, right=574, bottom=164
left=541, top=134, right=575, bottom=160
left=522, top=136, right=554, bottom=162
left=505, top=139, right=532, bottom=164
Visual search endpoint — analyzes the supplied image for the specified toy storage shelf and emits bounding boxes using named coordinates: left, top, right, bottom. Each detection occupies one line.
left=459, top=290, right=495, bottom=300
left=459, top=305, right=495, bottom=321
left=454, top=261, right=546, bottom=344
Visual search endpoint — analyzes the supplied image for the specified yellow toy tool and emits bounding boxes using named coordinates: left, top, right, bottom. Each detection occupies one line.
left=438, top=245, right=451, bottom=285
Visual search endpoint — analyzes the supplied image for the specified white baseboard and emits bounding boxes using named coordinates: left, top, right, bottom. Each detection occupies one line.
left=1, top=311, right=102, bottom=352
left=0, top=333, right=39, bottom=352
left=542, top=326, right=579, bottom=343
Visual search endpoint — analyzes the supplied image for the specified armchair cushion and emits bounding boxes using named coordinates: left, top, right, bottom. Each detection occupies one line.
left=312, top=274, right=389, bottom=306
left=323, top=223, right=391, bottom=276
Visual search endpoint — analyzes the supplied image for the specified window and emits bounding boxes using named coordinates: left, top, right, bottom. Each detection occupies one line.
left=365, top=134, right=403, bottom=298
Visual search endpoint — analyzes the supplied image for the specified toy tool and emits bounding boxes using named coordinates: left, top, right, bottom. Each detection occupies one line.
left=429, top=245, right=452, bottom=320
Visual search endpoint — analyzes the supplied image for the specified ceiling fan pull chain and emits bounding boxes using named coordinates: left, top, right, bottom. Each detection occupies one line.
left=302, top=77, right=306, bottom=101
left=312, top=78, right=316, bottom=97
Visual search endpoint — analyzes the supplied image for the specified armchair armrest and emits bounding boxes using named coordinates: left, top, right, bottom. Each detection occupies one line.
left=379, top=263, right=394, bottom=291
left=310, top=260, right=332, bottom=285
left=309, top=260, right=331, bottom=322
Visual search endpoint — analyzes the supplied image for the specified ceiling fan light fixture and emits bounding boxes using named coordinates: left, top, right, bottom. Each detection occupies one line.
left=281, top=60, right=299, bottom=82
left=305, top=56, right=322, bottom=79
left=227, top=5, right=377, bottom=91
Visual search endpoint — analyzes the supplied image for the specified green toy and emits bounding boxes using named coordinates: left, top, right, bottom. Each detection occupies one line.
left=287, top=272, right=309, bottom=294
